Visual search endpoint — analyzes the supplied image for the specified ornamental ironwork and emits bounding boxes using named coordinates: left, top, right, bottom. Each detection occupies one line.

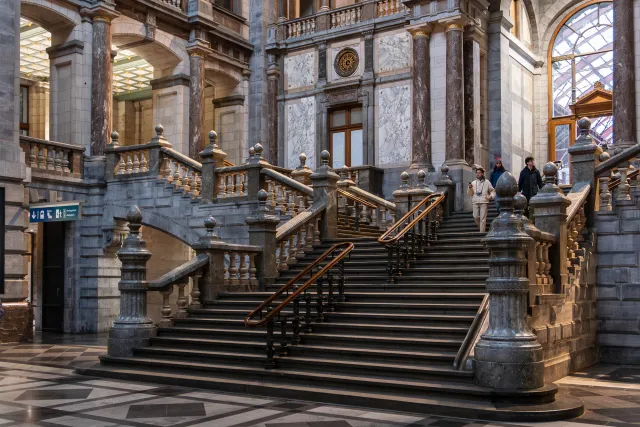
left=334, top=48, right=359, bottom=77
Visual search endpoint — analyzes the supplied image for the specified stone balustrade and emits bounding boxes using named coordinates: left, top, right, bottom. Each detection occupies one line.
left=338, top=166, right=396, bottom=230
left=216, top=166, right=249, bottom=199
left=331, top=4, right=362, bottom=28
left=19, top=135, right=84, bottom=179
left=115, top=147, right=151, bottom=176
left=224, top=250, right=259, bottom=291
left=376, top=0, right=405, bottom=17
left=157, top=0, right=184, bottom=9
left=158, top=148, right=202, bottom=199
left=286, top=16, right=316, bottom=39
left=275, top=209, right=322, bottom=273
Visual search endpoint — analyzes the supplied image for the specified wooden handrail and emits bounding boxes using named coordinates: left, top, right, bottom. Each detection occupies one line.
left=378, top=193, right=444, bottom=245
left=609, top=168, right=639, bottom=190
left=244, top=242, right=353, bottom=327
left=337, top=188, right=376, bottom=209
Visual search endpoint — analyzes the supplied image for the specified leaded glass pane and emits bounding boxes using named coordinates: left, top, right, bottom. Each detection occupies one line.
left=574, top=25, right=613, bottom=55
left=552, top=25, right=578, bottom=57
left=600, top=2, right=613, bottom=26
left=575, top=51, right=613, bottom=99
left=565, top=4, right=599, bottom=34
left=552, top=60, right=573, bottom=117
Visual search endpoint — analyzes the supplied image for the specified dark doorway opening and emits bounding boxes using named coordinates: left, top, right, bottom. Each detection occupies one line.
left=42, top=222, right=65, bottom=332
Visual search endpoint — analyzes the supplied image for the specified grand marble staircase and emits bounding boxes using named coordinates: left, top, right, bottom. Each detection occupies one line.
left=80, top=205, right=581, bottom=419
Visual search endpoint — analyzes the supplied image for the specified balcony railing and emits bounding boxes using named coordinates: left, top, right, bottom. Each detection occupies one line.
left=19, top=136, right=85, bottom=180
left=280, top=0, right=407, bottom=40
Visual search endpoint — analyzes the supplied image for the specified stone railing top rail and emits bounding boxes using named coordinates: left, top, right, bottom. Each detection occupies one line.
left=213, top=164, right=254, bottom=174
left=566, top=184, right=591, bottom=225
left=279, top=0, right=405, bottom=23
left=262, top=168, right=314, bottom=196
left=160, top=147, right=202, bottom=171
left=148, top=254, right=209, bottom=291
left=19, top=135, right=85, bottom=152
left=345, top=186, right=396, bottom=212
left=594, top=143, right=640, bottom=176
left=276, top=204, right=326, bottom=242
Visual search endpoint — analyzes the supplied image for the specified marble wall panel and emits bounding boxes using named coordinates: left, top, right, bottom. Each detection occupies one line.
left=285, top=52, right=315, bottom=90
left=329, top=40, right=363, bottom=82
left=377, top=32, right=411, bottom=73
left=286, top=96, right=316, bottom=169
left=378, top=84, right=411, bottom=165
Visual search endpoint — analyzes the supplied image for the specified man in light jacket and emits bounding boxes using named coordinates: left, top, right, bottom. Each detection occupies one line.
left=467, top=166, right=495, bottom=232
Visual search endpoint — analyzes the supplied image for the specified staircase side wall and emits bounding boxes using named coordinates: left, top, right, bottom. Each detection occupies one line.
left=596, top=199, right=640, bottom=364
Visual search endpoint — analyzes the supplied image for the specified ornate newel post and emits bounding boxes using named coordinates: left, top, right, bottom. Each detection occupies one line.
left=409, top=170, right=434, bottom=202
left=435, top=164, right=455, bottom=218
left=291, top=153, right=313, bottom=186
left=199, top=130, right=227, bottom=202
left=529, top=163, right=570, bottom=292
left=568, top=118, right=599, bottom=226
left=193, top=216, right=228, bottom=302
left=474, top=173, right=544, bottom=390
left=246, top=190, right=280, bottom=289
left=108, top=206, right=156, bottom=357
left=393, top=171, right=412, bottom=219
left=311, top=150, right=340, bottom=239
left=337, top=166, right=356, bottom=189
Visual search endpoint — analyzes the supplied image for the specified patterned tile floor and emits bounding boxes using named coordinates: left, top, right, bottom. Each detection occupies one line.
left=0, top=337, right=638, bottom=426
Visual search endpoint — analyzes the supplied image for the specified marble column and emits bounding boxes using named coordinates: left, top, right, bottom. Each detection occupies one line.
left=89, top=9, right=118, bottom=156
left=410, top=28, right=434, bottom=172
left=266, top=57, right=280, bottom=165
left=613, top=0, right=637, bottom=149
left=463, top=28, right=481, bottom=166
left=320, top=0, right=330, bottom=11
left=189, top=51, right=206, bottom=159
left=445, top=22, right=466, bottom=167
left=278, top=0, right=288, bottom=21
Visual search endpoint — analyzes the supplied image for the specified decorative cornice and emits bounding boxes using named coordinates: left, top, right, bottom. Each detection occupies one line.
left=46, top=40, right=84, bottom=59
left=213, top=94, right=245, bottom=108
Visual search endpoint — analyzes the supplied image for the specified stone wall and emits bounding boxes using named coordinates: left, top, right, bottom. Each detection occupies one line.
left=596, top=197, right=640, bottom=364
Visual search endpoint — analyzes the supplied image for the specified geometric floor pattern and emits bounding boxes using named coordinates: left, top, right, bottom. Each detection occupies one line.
left=0, top=340, right=639, bottom=426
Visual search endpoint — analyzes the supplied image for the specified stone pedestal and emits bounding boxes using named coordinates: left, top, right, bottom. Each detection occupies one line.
left=435, top=165, right=455, bottom=218
left=474, top=172, right=544, bottom=390
left=568, top=118, right=599, bottom=226
left=529, top=163, right=570, bottom=293
left=85, top=5, right=120, bottom=156
left=246, top=191, right=280, bottom=289
left=408, top=170, right=434, bottom=202
left=310, top=151, right=340, bottom=240
left=192, top=217, right=228, bottom=303
left=410, top=27, right=433, bottom=172
left=613, top=0, right=637, bottom=150
left=108, top=206, right=156, bottom=357
left=393, top=171, right=412, bottom=219
left=291, top=153, right=313, bottom=186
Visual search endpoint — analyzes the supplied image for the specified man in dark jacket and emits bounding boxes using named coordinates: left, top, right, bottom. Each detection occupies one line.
left=518, top=156, right=543, bottom=205
left=490, top=158, right=506, bottom=212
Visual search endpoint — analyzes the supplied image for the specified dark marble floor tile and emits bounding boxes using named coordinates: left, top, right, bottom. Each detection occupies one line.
left=16, top=388, right=93, bottom=401
left=126, top=402, right=206, bottom=419
left=427, top=419, right=470, bottom=427
left=271, top=402, right=312, bottom=410
left=146, top=386, right=194, bottom=397
left=601, top=368, right=640, bottom=384
left=1, top=406, right=69, bottom=422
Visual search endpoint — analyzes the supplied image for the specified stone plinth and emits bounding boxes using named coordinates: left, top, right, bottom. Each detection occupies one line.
left=246, top=191, right=280, bottom=289
left=310, top=151, right=339, bottom=240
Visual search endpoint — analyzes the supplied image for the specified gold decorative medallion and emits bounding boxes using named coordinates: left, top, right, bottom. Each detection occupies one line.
left=334, top=48, right=359, bottom=78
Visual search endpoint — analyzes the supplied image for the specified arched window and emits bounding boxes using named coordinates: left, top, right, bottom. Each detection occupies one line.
left=548, top=1, right=613, bottom=184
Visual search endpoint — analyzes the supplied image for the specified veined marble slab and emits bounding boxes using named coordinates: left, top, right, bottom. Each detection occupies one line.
left=378, top=85, right=411, bottom=165
left=287, top=96, right=316, bottom=169
left=285, top=52, right=315, bottom=89
left=378, top=32, right=411, bottom=73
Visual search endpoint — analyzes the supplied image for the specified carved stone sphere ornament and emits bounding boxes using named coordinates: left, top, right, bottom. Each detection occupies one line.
left=334, top=48, right=359, bottom=77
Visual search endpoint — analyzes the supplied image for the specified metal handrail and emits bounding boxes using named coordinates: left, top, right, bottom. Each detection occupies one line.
left=337, top=188, right=376, bottom=209
left=378, top=193, right=444, bottom=245
left=453, top=294, right=489, bottom=370
left=244, top=242, right=354, bottom=327
left=608, top=168, right=639, bottom=190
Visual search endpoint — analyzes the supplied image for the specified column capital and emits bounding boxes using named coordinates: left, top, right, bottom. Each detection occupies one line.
left=464, top=23, right=485, bottom=41
left=80, top=4, right=120, bottom=22
left=441, top=17, right=472, bottom=33
left=186, top=40, right=211, bottom=58
left=407, top=24, right=433, bottom=38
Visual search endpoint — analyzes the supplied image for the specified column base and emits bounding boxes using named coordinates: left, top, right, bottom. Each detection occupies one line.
left=409, top=162, right=435, bottom=172
left=444, top=162, right=473, bottom=212
left=107, top=323, right=157, bottom=357
left=474, top=340, right=545, bottom=390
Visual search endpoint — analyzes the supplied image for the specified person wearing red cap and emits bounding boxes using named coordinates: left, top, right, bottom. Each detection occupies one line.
left=467, top=166, right=495, bottom=232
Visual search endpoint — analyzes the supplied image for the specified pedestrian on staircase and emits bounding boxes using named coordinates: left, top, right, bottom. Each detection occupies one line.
left=490, top=158, right=506, bottom=212
left=467, top=166, right=495, bottom=233
left=518, top=156, right=543, bottom=216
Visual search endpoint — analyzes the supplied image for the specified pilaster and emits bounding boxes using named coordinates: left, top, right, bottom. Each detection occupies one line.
left=409, top=26, right=433, bottom=172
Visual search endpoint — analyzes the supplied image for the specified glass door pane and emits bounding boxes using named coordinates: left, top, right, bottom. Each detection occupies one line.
left=554, top=124, right=571, bottom=185
left=332, top=132, right=346, bottom=168
left=350, top=129, right=363, bottom=167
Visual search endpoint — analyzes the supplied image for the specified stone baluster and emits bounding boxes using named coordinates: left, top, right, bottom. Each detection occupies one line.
left=54, top=149, right=62, bottom=174
left=132, top=153, right=140, bottom=173
left=37, top=144, right=45, bottom=169
left=62, top=149, right=71, bottom=176
left=46, top=147, right=55, bottom=171
left=159, top=288, right=173, bottom=328
left=249, top=254, right=258, bottom=289
left=108, top=205, right=156, bottom=357
left=287, top=234, right=297, bottom=265
left=278, top=240, right=288, bottom=271
left=126, top=153, right=133, bottom=174
left=474, top=173, right=543, bottom=390
left=192, top=172, right=201, bottom=198
left=598, top=152, right=612, bottom=211
left=175, top=282, right=188, bottom=319
left=190, top=272, right=202, bottom=309
left=140, top=153, right=148, bottom=172
left=295, top=228, right=305, bottom=259
left=229, top=252, right=239, bottom=287
left=304, top=222, right=313, bottom=251
left=313, top=216, right=321, bottom=244
left=543, top=242, right=553, bottom=287
left=239, top=253, right=248, bottom=288
left=29, top=143, right=37, bottom=168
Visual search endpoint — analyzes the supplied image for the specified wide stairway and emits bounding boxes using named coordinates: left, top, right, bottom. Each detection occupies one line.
left=81, top=206, right=574, bottom=418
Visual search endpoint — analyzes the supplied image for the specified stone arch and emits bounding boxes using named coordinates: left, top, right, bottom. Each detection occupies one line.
left=20, top=0, right=80, bottom=40
left=204, top=61, right=243, bottom=88
left=489, top=0, right=540, bottom=51
left=111, top=16, right=188, bottom=74
left=110, top=205, right=202, bottom=247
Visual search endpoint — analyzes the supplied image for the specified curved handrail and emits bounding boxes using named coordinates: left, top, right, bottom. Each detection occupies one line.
left=261, top=168, right=313, bottom=196
left=453, top=294, right=489, bottom=370
left=345, top=186, right=396, bottom=212
left=160, top=147, right=203, bottom=171
left=378, top=193, right=444, bottom=245
left=337, top=188, right=377, bottom=209
left=608, top=168, right=639, bottom=190
left=276, top=204, right=325, bottom=242
left=245, top=242, right=354, bottom=327
left=148, top=254, right=209, bottom=291
left=566, top=184, right=591, bottom=225
left=595, top=143, right=640, bottom=176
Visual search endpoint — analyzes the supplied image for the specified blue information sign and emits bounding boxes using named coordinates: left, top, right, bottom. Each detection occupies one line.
left=29, top=203, right=81, bottom=223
